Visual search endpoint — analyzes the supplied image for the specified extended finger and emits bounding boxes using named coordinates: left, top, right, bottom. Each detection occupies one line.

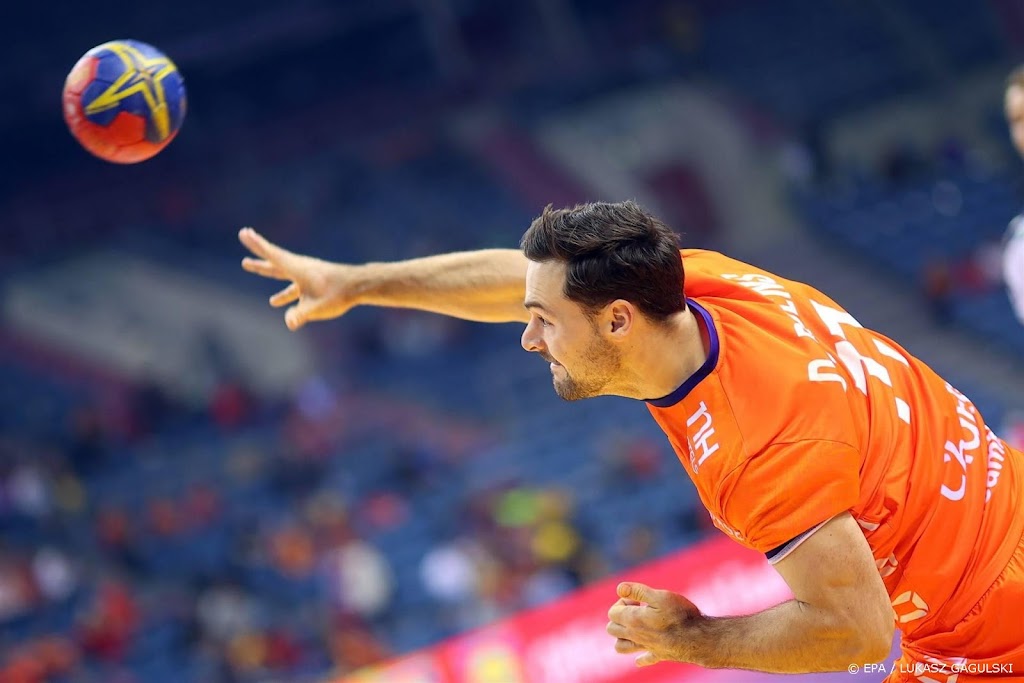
left=635, top=652, right=663, bottom=667
left=606, top=620, right=628, bottom=639
left=614, top=638, right=644, bottom=654
left=239, top=227, right=291, bottom=263
left=608, top=602, right=644, bottom=626
left=270, top=283, right=300, bottom=307
left=242, top=257, right=290, bottom=280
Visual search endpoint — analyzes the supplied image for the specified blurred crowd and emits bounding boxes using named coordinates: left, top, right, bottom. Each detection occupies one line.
left=0, top=351, right=709, bottom=682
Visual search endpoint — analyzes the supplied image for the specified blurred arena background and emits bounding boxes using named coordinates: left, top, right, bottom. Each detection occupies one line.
left=3, top=1, right=1024, bottom=681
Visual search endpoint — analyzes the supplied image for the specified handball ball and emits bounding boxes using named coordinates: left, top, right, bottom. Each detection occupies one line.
left=63, top=40, right=186, bottom=164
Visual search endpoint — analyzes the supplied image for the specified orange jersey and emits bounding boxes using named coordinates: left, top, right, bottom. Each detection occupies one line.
left=647, top=249, right=1024, bottom=641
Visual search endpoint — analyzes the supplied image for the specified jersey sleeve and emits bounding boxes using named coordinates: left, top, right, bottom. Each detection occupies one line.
left=715, top=440, right=861, bottom=561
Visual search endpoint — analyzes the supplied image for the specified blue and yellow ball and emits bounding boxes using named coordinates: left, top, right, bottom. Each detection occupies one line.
left=63, top=40, right=186, bottom=164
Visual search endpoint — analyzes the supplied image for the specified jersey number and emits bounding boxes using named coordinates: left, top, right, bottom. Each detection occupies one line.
left=806, top=302, right=911, bottom=424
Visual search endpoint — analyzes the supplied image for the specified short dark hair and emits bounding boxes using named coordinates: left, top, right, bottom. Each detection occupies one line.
left=519, top=201, right=685, bottom=322
left=1007, top=64, right=1024, bottom=90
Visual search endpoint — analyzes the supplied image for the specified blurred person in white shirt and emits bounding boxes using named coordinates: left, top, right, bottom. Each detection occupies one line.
left=1002, top=67, right=1024, bottom=323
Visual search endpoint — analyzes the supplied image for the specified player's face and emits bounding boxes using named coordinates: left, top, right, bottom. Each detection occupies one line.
left=521, top=260, right=622, bottom=401
left=1006, top=85, right=1024, bottom=157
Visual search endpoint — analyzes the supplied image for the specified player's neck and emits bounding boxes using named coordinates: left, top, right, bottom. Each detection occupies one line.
left=614, top=306, right=709, bottom=401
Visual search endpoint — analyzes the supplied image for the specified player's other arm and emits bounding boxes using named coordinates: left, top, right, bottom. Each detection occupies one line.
left=693, top=512, right=893, bottom=671
left=608, top=513, right=893, bottom=673
left=239, top=228, right=530, bottom=329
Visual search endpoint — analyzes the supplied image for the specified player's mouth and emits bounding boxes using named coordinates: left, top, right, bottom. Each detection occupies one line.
left=539, top=352, right=560, bottom=369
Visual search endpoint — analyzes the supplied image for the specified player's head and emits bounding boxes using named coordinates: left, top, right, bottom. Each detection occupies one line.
left=518, top=201, right=684, bottom=400
left=1006, top=65, right=1024, bottom=157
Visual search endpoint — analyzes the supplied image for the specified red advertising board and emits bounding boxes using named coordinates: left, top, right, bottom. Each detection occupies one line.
left=337, top=536, right=797, bottom=683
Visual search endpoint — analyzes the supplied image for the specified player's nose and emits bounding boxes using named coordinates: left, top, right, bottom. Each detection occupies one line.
left=521, top=321, right=543, bottom=353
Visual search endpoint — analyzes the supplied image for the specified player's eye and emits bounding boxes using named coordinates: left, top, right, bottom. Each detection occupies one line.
left=538, top=316, right=550, bottom=327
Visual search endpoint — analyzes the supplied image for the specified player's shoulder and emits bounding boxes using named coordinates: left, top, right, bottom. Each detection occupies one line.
left=680, top=248, right=762, bottom=277
left=649, top=305, right=856, bottom=477
left=680, top=249, right=821, bottom=303
left=653, top=302, right=862, bottom=482
left=648, top=368, right=860, bottom=547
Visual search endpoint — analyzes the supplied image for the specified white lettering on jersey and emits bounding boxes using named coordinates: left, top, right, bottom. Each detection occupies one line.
left=892, top=590, right=929, bottom=624
left=876, top=554, right=899, bottom=578
left=721, top=273, right=816, bottom=340
left=940, top=383, right=981, bottom=502
left=810, top=302, right=911, bottom=424
left=708, top=511, right=744, bottom=541
left=686, top=401, right=720, bottom=473
left=722, top=274, right=913, bottom=426
left=984, top=426, right=1007, bottom=504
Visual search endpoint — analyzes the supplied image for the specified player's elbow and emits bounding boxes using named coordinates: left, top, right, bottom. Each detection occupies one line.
left=859, top=626, right=894, bottom=664
left=819, top=599, right=893, bottom=666
left=820, top=621, right=891, bottom=669
left=848, top=607, right=894, bottom=664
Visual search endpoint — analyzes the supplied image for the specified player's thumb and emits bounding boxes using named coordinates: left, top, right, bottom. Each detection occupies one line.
left=617, top=582, right=652, bottom=604
left=285, top=302, right=310, bottom=331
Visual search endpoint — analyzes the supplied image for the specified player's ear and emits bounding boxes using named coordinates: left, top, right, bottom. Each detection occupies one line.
left=606, top=300, right=634, bottom=337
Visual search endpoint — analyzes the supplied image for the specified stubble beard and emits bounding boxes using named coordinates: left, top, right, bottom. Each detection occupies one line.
left=551, top=338, right=621, bottom=401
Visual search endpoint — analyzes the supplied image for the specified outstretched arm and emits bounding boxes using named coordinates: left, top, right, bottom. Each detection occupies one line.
left=239, top=228, right=530, bottom=329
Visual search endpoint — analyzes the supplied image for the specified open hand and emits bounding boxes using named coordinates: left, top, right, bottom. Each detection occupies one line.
left=606, top=582, right=702, bottom=667
left=239, top=227, right=358, bottom=330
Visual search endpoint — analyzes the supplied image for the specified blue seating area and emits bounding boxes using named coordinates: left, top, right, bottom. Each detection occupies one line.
left=0, top=350, right=703, bottom=681
left=697, top=0, right=923, bottom=120
left=799, top=168, right=1024, bottom=357
left=585, top=0, right=1002, bottom=122
left=890, top=0, right=1005, bottom=70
